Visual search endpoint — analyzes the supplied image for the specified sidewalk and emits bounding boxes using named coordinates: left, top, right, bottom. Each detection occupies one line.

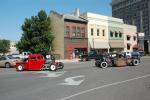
left=141, top=56, right=150, bottom=59
left=58, top=59, right=80, bottom=63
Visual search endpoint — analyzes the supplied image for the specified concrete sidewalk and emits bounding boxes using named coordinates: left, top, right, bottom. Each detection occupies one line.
left=141, top=56, right=150, bottom=59
left=58, top=59, right=80, bottom=63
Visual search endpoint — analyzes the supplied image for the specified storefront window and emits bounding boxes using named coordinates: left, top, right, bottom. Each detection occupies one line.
left=127, top=44, right=131, bottom=50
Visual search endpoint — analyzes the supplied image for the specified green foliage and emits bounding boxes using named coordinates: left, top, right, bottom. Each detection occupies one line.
left=0, top=39, right=10, bottom=54
left=16, top=10, right=54, bottom=54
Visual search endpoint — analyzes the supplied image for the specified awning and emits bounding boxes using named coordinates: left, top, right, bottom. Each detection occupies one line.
left=92, top=41, right=110, bottom=49
left=109, top=42, right=124, bottom=48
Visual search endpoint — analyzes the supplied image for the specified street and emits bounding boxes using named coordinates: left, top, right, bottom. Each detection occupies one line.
left=0, top=57, right=150, bottom=100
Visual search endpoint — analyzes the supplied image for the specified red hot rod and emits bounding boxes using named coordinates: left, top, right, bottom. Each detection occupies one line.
left=16, top=54, right=64, bottom=71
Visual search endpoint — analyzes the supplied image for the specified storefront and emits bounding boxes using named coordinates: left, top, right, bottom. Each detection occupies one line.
left=65, top=38, right=88, bottom=59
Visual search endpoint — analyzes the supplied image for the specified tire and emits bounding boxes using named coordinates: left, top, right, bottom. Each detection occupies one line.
left=100, top=61, right=108, bottom=69
left=5, top=62, right=11, bottom=68
left=50, top=64, right=57, bottom=71
left=17, top=64, right=24, bottom=71
left=95, top=61, right=100, bottom=67
left=59, top=62, right=64, bottom=69
left=132, top=59, right=139, bottom=66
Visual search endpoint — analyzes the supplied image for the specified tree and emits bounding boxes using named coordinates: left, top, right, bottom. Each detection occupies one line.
left=16, top=10, right=54, bottom=54
left=0, top=39, right=10, bottom=54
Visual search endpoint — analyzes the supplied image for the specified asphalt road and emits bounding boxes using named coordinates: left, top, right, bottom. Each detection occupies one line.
left=0, top=57, right=150, bottom=100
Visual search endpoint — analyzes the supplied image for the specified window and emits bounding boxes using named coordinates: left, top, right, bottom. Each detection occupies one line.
left=119, top=32, right=122, bottom=38
left=127, top=35, right=130, bottom=40
left=81, top=27, right=85, bottom=37
left=30, top=57, right=36, bottom=60
left=97, top=29, right=99, bottom=36
left=65, top=26, right=70, bottom=36
left=115, top=32, right=118, bottom=37
left=102, top=29, right=105, bottom=36
left=127, top=44, right=131, bottom=50
left=77, top=27, right=81, bottom=37
left=110, top=31, right=113, bottom=37
left=133, top=36, right=136, bottom=41
left=37, top=56, right=41, bottom=59
left=72, top=26, right=76, bottom=37
left=91, top=28, right=93, bottom=36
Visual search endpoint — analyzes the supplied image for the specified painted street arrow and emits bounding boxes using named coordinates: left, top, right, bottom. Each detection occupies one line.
left=58, top=75, right=85, bottom=86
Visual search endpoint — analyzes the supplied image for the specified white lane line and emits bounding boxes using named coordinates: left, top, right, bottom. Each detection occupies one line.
left=61, top=74, right=150, bottom=100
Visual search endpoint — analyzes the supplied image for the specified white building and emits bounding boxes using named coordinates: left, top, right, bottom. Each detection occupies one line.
left=81, top=12, right=110, bottom=53
left=123, top=24, right=138, bottom=52
left=9, top=41, right=19, bottom=54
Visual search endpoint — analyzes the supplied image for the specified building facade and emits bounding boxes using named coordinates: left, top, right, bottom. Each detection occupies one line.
left=112, top=0, right=150, bottom=53
left=9, top=41, right=19, bottom=54
left=123, top=24, right=138, bottom=52
left=50, top=11, right=88, bottom=59
left=108, top=17, right=124, bottom=52
left=81, top=12, right=110, bottom=53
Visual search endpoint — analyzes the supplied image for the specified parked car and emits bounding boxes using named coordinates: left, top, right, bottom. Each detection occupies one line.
left=0, top=55, right=19, bottom=68
left=80, top=50, right=103, bottom=61
left=16, top=54, right=64, bottom=71
left=95, top=52, right=140, bottom=68
left=138, top=50, right=145, bottom=57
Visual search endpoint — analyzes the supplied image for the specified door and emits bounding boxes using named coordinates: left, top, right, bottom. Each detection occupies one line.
left=28, top=56, right=39, bottom=70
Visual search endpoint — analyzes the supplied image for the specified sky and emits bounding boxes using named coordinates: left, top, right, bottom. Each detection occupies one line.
left=0, top=0, right=112, bottom=41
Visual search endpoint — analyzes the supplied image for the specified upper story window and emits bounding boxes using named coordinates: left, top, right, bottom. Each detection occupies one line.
left=77, top=27, right=81, bottom=37
left=81, top=27, right=85, bottom=38
left=97, top=29, right=99, bottom=36
left=127, top=35, right=131, bottom=40
left=72, top=26, right=76, bottom=37
left=65, top=26, right=70, bottom=36
left=119, top=32, right=122, bottom=38
left=115, top=32, right=118, bottom=37
left=102, top=29, right=105, bottom=36
left=91, top=28, right=94, bottom=36
left=110, top=31, right=113, bottom=37
left=133, top=36, right=136, bottom=41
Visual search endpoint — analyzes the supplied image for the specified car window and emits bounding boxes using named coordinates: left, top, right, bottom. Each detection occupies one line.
left=30, top=57, right=36, bottom=60
left=0, top=56, right=6, bottom=60
left=7, top=56, right=16, bottom=59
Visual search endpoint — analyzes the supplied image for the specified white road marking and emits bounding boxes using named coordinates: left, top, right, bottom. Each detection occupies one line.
left=36, top=71, right=66, bottom=78
left=61, top=74, right=150, bottom=100
left=58, top=75, right=85, bottom=86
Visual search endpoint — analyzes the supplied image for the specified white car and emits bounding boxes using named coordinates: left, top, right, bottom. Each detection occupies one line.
left=0, top=55, right=19, bottom=68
